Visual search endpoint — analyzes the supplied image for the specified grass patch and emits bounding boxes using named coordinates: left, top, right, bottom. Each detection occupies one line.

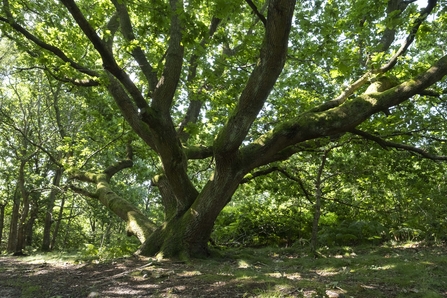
left=202, top=243, right=447, bottom=297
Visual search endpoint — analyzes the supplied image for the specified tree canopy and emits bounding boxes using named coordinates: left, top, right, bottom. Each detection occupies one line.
left=1, top=0, right=447, bottom=258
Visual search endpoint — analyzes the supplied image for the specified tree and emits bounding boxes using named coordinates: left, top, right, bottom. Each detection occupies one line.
left=1, top=0, right=447, bottom=258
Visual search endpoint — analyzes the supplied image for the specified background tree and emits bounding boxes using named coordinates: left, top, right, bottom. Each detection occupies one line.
left=1, top=0, right=446, bottom=258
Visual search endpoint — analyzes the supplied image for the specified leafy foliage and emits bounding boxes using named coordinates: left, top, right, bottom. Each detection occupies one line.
left=1, top=0, right=447, bottom=258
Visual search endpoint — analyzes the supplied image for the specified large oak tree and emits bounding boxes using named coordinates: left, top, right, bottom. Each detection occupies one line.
left=1, top=0, right=446, bottom=258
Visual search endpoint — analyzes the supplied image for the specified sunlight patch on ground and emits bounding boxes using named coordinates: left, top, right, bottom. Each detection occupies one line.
left=238, top=259, right=250, bottom=268
left=135, top=283, right=160, bottom=289
left=368, top=264, right=396, bottom=271
left=315, top=269, right=339, bottom=276
left=102, top=287, right=146, bottom=296
left=286, top=273, right=302, bottom=280
left=217, top=271, right=234, bottom=276
left=177, top=270, right=202, bottom=277
left=265, top=272, right=286, bottom=278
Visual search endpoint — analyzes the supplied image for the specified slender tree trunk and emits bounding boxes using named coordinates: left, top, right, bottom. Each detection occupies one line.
left=25, top=198, right=40, bottom=247
left=0, top=202, right=6, bottom=246
left=42, top=168, right=63, bottom=251
left=62, top=200, right=74, bottom=248
left=15, top=159, right=31, bottom=254
left=310, top=150, right=328, bottom=255
left=89, top=217, right=96, bottom=242
left=50, top=195, right=65, bottom=250
left=7, top=190, right=20, bottom=253
left=100, top=222, right=112, bottom=249
left=310, top=189, right=322, bottom=254
left=16, top=201, right=29, bottom=254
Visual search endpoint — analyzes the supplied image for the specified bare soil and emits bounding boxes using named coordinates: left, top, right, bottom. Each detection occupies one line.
left=0, top=255, right=274, bottom=298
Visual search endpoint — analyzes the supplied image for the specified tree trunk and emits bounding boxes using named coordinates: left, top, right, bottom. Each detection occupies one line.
left=16, top=200, right=29, bottom=253
left=310, top=150, right=328, bottom=255
left=310, top=189, right=322, bottom=254
left=0, top=202, right=6, bottom=246
left=62, top=198, right=74, bottom=249
left=25, top=197, right=40, bottom=247
left=50, top=195, right=65, bottom=250
left=7, top=189, right=20, bottom=253
left=42, top=168, right=63, bottom=251
left=137, top=169, right=243, bottom=258
left=15, top=159, right=31, bottom=254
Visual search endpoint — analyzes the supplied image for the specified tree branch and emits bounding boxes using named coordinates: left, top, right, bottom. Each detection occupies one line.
left=310, top=0, right=438, bottom=113
left=177, top=16, right=221, bottom=144
left=59, top=0, right=150, bottom=113
left=245, top=0, right=267, bottom=27
left=0, top=15, right=98, bottom=78
left=151, top=0, right=184, bottom=113
left=241, top=166, right=314, bottom=204
left=110, top=0, right=158, bottom=92
left=215, top=0, right=296, bottom=158
left=351, top=129, right=447, bottom=161
left=69, top=184, right=98, bottom=199
left=103, top=144, right=134, bottom=179
left=380, top=0, right=438, bottom=72
left=79, top=120, right=128, bottom=170
left=378, top=0, right=417, bottom=52
left=242, top=54, right=447, bottom=170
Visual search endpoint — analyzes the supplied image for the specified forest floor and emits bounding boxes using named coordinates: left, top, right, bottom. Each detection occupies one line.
left=0, top=243, right=446, bottom=298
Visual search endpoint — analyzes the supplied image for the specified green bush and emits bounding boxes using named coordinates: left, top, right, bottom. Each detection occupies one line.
left=318, top=220, right=386, bottom=246
left=212, top=199, right=312, bottom=247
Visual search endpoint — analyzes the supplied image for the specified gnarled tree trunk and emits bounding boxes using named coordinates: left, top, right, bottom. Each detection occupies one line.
left=138, top=166, right=244, bottom=258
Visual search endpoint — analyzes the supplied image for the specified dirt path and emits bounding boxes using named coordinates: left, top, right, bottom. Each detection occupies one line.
left=2, top=245, right=446, bottom=297
left=0, top=256, right=266, bottom=298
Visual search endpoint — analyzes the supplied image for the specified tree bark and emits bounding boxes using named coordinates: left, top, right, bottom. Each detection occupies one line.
left=7, top=188, right=20, bottom=253
left=137, top=165, right=244, bottom=258
left=0, top=202, right=6, bottom=246
left=310, top=150, right=328, bottom=254
left=25, top=198, right=39, bottom=247
left=42, top=168, right=63, bottom=251
left=50, top=194, right=65, bottom=250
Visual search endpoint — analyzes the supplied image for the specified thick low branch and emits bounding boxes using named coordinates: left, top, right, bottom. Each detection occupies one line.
left=70, top=171, right=156, bottom=243
left=351, top=129, right=447, bottom=161
left=69, top=184, right=98, bottom=198
left=96, top=175, right=156, bottom=242
left=242, top=54, right=447, bottom=171
left=104, top=159, right=133, bottom=179
left=310, top=0, right=438, bottom=113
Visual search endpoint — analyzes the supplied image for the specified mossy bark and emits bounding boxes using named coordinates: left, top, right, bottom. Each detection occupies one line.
left=137, top=168, right=244, bottom=258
